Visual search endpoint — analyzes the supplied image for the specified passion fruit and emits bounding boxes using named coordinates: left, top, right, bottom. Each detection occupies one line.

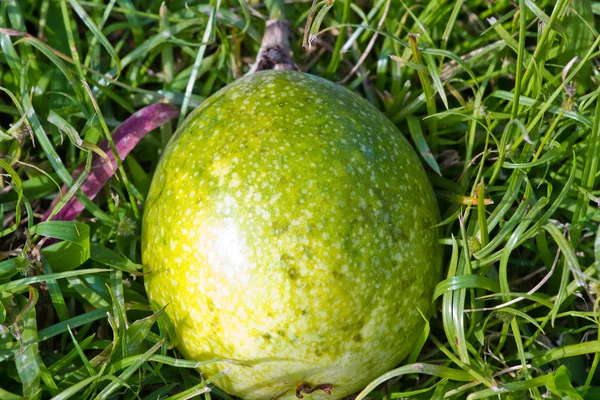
left=142, top=70, right=442, bottom=400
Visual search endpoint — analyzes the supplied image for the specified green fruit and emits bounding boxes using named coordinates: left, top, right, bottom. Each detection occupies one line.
left=142, top=71, right=442, bottom=400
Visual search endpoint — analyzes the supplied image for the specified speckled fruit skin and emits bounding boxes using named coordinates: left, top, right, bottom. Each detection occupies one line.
left=142, top=71, right=442, bottom=400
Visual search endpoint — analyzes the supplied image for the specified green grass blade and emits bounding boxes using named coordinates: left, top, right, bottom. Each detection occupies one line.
left=66, top=0, right=121, bottom=77
left=95, top=340, right=164, bottom=399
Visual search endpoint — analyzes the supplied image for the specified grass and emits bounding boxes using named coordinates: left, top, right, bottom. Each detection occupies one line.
left=1, top=0, right=600, bottom=398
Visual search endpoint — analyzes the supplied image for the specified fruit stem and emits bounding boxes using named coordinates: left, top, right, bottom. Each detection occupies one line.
left=250, top=0, right=296, bottom=72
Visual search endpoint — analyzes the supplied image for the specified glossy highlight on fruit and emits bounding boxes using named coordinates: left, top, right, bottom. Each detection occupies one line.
left=142, top=71, right=442, bottom=400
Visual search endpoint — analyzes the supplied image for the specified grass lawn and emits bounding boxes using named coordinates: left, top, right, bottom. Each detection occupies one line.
left=1, top=0, right=600, bottom=399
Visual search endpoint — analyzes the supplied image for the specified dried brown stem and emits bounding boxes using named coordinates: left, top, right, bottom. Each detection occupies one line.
left=250, top=19, right=297, bottom=73
left=295, top=383, right=333, bottom=398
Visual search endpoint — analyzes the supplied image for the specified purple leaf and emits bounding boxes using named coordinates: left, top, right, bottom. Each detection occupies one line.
left=44, top=103, right=179, bottom=222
